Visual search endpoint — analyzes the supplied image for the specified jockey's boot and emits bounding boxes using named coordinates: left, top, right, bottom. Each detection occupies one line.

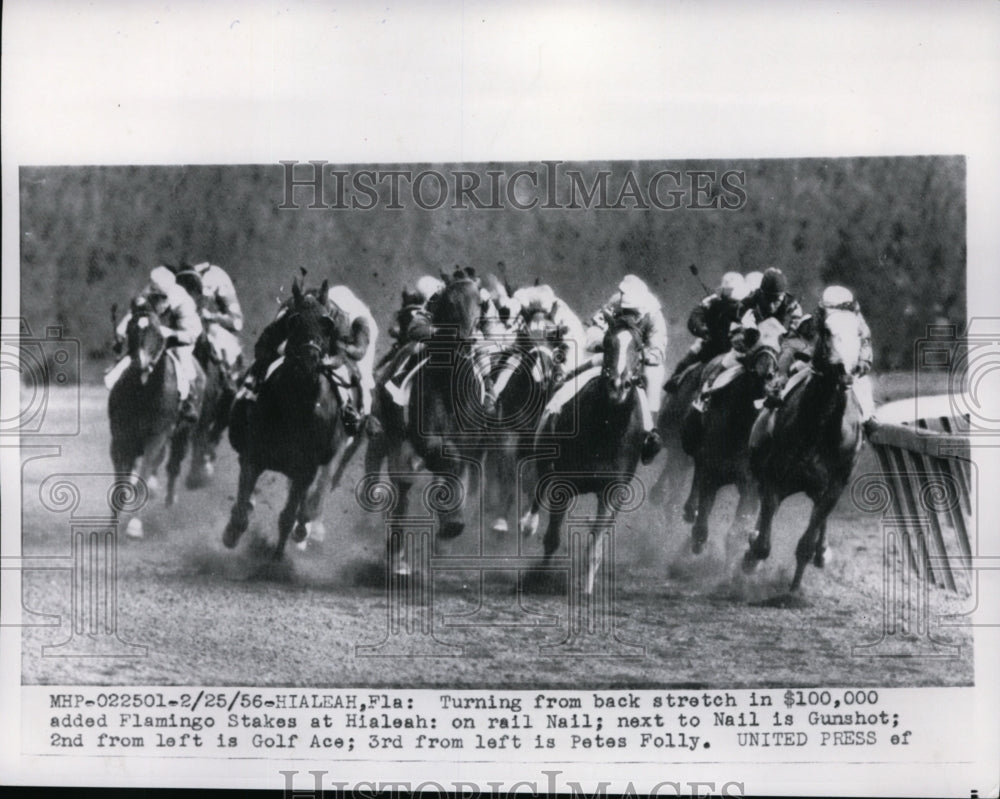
left=640, top=429, right=663, bottom=465
left=341, top=402, right=361, bottom=437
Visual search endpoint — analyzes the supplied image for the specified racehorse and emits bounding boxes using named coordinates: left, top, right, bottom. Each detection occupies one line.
left=680, top=319, right=783, bottom=555
left=650, top=359, right=704, bottom=517
left=374, top=268, right=490, bottom=575
left=486, top=307, right=561, bottom=535
left=518, top=316, right=646, bottom=594
left=173, top=269, right=235, bottom=491
left=224, top=279, right=347, bottom=560
left=108, top=298, right=204, bottom=537
left=743, top=307, right=864, bottom=592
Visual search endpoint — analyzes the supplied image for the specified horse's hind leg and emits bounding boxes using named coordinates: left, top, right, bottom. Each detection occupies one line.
left=298, top=460, right=334, bottom=544
left=328, top=434, right=363, bottom=495
left=791, top=492, right=839, bottom=591
left=542, top=509, right=565, bottom=560
left=813, top=520, right=830, bottom=568
left=223, top=457, right=262, bottom=548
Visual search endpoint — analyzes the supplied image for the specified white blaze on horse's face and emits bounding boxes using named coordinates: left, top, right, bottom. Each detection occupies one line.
left=824, top=310, right=861, bottom=374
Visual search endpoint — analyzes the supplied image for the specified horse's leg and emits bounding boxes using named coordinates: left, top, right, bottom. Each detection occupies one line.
left=585, top=496, right=615, bottom=596
left=683, top=461, right=700, bottom=524
left=519, top=483, right=543, bottom=539
left=123, top=432, right=170, bottom=539
left=731, top=473, right=759, bottom=538
left=328, top=434, right=363, bottom=494
left=387, top=473, right=414, bottom=576
left=542, top=508, right=565, bottom=561
left=276, top=472, right=312, bottom=561
left=223, top=456, right=262, bottom=548
left=744, top=482, right=778, bottom=570
left=690, top=467, right=718, bottom=555
left=434, top=456, right=467, bottom=541
left=490, top=442, right=516, bottom=535
left=298, top=459, right=333, bottom=544
left=791, top=491, right=840, bottom=591
left=165, top=423, right=192, bottom=507
left=186, top=407, right=213, bottom=489
left=813, top=519, right=831, bottom=568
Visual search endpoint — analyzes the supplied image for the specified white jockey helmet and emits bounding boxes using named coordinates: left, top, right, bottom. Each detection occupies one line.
left=513, top=284, right=555, bottom=315
left=744, top=271, right=764, bottom=293
left=415, top=275, right=445, bottom=302
left=618, top=274, right=653, bottom=312
left=148, top=265, right=177, bottom=297
left=719, top=271, right=747, bottom=301
left=821, top=285, right=856, bottom=310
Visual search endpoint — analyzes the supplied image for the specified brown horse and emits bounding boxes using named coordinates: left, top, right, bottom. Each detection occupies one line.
left=743, top=308, right=864, bottom=591
left=224, top=280, right=347, bottom=560
left=519, top=316, right=646, bottom=594
left=680, top=322, right=783, bottom=555
left=108, top=298, right=204, bottom=538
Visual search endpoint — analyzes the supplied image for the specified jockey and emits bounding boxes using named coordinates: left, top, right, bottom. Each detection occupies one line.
left=664, top=271, right=747, bottom=393
left=111, top=265, right=203, bottom=422
left=186, top=261, right=245, bottom=378
left=491, top=283, right=587, bottom=391
left=238, top=284, right=377, bottom=435
left=585, top=274, right=668, bottom=463
left=734, top=267, right=804, bottom=344
left=752, top=285, right=877, bottom=446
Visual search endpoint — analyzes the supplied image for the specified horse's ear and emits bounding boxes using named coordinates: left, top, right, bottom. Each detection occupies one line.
left=291, top=279, right=303, bottom=305
left=440, top=269, right=450, bottom=284
left=534, top=276, right=540, bottom=286
left=464, top=266, right=476, bottom=279
left=318, top=279, right=329, bottom=307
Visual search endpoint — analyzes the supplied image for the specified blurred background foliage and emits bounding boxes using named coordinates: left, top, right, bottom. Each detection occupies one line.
left=20, top=157, right=964, bottom=381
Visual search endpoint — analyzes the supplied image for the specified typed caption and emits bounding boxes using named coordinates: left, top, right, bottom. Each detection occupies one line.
left=28, top=686, right=957, bottom=762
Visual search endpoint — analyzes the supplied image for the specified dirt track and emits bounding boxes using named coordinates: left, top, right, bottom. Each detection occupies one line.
left=19, top=388, right=973, bottom=687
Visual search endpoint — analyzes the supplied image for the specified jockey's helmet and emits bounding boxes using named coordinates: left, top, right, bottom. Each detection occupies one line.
left=148, top=265, right=177, bottom=298
left=719, top=271, right=747, bottom=301
left=760, top=268, right=787, bottom=299
left=820, top=285, right=856, bottom=311
left=618, top=274, right=652, bottom=312
left=744, top=270, right=764, bottom=293
left=415, top=275, right=445, bottom=303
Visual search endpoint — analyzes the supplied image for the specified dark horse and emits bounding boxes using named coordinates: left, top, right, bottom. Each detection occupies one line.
left=519, top=317, right=646, bottom=594
left=184, top=332, right=233, bottom=489
left=650, top=358, right=704, bottom=516
left=374, top=268, right=490, bottom=575
left=680, top=318, right=784, bottom=555
left=173, top=269, right=235, bottom=491
left=108, top=298, right=204, bottom=538
left=224, top=280, right=347, bottom=560
left=486, top=307, right=561, bottom=535
left=743, top=307, right=864, bottom=592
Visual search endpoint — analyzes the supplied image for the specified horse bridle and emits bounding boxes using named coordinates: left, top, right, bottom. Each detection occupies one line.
left=131, top=311, right=167, bottom=372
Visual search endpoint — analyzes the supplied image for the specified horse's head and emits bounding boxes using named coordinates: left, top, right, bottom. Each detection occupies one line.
left=126, top=297, right=167, bottom=384
left=284, top=279, right=334, bottom=376
left=814, top=307, right=861, bottom=388
left=433, top=267, right=483, bottom=340
left=600, top=316, right=644, bottom=405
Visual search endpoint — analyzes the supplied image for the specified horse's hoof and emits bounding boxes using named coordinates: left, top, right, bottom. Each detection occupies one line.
left=691, top=535, right=706, bottom=555
left=491, top=518, right=508, bottom=535
left=203, top=460, right=214, bottom=478
left=683, top=506, right=696, bottom=524
left=519, top=512, right=539, bottom=538
left=439, top=520, right=464, bottom=540
left=125, top=518, right=144, bottom=539
left=145, top=475, right=159, bottom=499
left=813, top=546, right=831, bottom=569
left=742, top=549, right=760, bottom=573
left=291, top=522, right=308, bottom=543
left=222, top=522, right=243, bottom=549
left=306, top=520, right=327, bottom=544
left=392, top=559, right=411, bottom=577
